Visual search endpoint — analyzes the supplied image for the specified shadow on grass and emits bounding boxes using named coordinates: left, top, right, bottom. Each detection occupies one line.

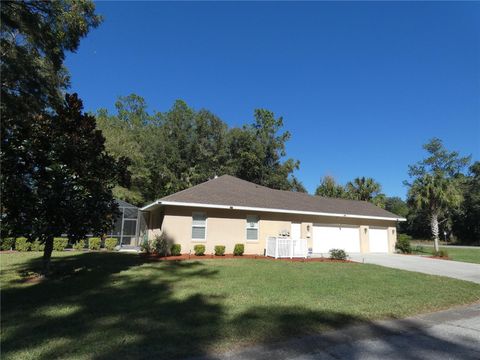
left=1, top=253, right=478, bottom=359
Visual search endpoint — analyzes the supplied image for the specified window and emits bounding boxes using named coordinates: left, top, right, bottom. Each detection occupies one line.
left=246, top=215, right=259, bottom=241
left=192, top=212, right=206, bottom=240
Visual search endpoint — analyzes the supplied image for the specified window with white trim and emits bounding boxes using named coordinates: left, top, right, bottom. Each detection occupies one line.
left=246, top=215, right=259, bottom=241
left=192, top=212, right=206, bottom=240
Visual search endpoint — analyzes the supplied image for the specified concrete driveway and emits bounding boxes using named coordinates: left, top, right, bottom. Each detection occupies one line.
left=349, top=253, right=480, bottom=284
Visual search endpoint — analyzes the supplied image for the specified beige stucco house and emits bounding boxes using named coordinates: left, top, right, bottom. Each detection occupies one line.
left=141, top=175, right=406, bottom=256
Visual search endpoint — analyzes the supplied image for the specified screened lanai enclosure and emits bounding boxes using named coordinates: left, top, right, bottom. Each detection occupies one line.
left=106, top=199, right=148, bottom=248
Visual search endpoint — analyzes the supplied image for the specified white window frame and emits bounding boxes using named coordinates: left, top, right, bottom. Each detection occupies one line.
left=246, top=215, right=259, bottom=242
left=191, top=212, right=207, bottom=242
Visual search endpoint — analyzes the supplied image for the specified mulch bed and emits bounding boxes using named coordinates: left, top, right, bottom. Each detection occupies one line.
left=428, top=256, right=451, bottom=260
left=140, top=253, right=352, bottom=263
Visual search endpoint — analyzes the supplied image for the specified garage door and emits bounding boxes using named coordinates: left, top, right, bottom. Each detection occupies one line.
left=312, top=224, right=360, bottom=254
left=369, top=228, right=389, bottom=253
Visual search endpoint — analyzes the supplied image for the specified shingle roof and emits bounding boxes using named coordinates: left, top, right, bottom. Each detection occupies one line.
left=151, top=175, right=403, bottom=220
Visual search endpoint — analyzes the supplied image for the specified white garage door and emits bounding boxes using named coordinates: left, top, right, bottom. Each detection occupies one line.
left=312, top=224, right=360, bottom=254
left=369, top=228, right=389, bottom=253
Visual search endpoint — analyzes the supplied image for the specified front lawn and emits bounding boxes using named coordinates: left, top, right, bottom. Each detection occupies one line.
left=1, top=252, right=480, bottom=359
left=412, top=246, right=480, bottom=264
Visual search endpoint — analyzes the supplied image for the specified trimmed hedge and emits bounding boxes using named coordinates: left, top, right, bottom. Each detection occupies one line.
left=31, top=240, right=45, bottom=252
left=329, top=249, right=348, bottom=260
left=88, top=237, right=101, bottom=251
left=1, top=237, right=15, bottom=251
left=170, top=244, right=181, bottom=256
left=214, top=245, right=225, bottom=256
left=104, top=238, right=117, bottom=251
left=15, top=237, right=30, bottom=252
left=194, top=244, right=205, bottom=256
left=73, top=240, right=86, bottom=251
left=53, top=237, right=68, bottom=251
left=233, top=244, right=244, bottom=256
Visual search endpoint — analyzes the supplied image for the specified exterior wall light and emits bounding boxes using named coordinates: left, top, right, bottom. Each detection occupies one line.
left=364, top=228, right=368, bottom=234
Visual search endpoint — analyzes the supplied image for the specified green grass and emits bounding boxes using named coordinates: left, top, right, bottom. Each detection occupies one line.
left=1, top=252, right=480, bottom=359
left=412, top=246, right=480, bottom=264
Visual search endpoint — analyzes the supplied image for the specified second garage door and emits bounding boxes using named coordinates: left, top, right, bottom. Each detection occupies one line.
left=312, top=224, right=361, bottom=254
left=369, top=227, right=389, bottom=253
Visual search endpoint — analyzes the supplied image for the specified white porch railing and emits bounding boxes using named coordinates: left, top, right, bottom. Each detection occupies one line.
left=266, top=237, right=308, bottom=259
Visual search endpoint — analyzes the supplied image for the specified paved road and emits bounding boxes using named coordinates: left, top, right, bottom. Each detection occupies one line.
left=349, top=253, right=480, bottom=284
left=201, top=303, right=480, bottom=360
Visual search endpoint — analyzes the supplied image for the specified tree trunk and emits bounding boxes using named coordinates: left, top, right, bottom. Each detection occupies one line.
left=42, top=236, right=54, bottom=276
left=431, top=213, right=440, bottom=252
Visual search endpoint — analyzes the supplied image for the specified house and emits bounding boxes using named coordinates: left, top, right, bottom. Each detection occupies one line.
left=141, top=175, right=406, bottom=255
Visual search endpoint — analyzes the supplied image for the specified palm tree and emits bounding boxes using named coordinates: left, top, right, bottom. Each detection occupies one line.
left=345, top=177, right=382, bottom=201
left=408, top=174, right=462, bottom=252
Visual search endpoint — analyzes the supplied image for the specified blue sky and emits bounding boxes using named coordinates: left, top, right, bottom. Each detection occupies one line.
left=65, top=1, right=480, bottom=199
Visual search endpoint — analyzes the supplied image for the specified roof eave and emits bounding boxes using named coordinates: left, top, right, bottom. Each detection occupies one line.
left=141, top=200, right=406, bottom=222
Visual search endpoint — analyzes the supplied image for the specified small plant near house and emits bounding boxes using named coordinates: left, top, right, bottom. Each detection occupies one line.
left=53, top=237, right=68, bottom=251
left=395, top=234, right=412, bottom=254
left=433, top=249, right=449, bottom=258
left=73, top=240, right=86, bottom=251
left=104, top=238, right=118, bottom=251
left=15, top=237, right=30, bottom=252
left=0, top=237, right=15, bottom=251
left=233, top=244, right=244, bottom=256
left=31, top=240, right=45, bottom=252
left=170, top=244, right=181, bottom=256
left=151, top=233, right=173, bottom=256
left=214, top=245, right=226, bottom=256
left=194, top=244, right=206, bottom=256
left=88, top=237, right=101, bottom=251
left=329, top=249, right=348, bottom=260
left=141, top=239, right=151, bottom=254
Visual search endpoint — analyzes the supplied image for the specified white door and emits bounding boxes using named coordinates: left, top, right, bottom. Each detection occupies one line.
left=291, top=223, right=303, bottom=256
left=312, top=224, right=360, bottom=254
left=369, top=228, right=389, bottom=253
left=291, top=223, right=301, bottom=239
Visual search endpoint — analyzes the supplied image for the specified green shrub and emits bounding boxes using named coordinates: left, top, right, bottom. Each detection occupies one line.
left=0, top=237, right=15, bottom=251
left=31, top=240, right=45, bottom=252
left=88, top=237, right=101, bottom=251
left=151, top=233, right=172, bottom=256
left=214, top=245, right=225, bottom=256
left=15, top=237, right=30, bottom=252
left=433, top=249, right=449, bottom=258
left=141, top=238, right=151, bottom=254
left=53, top=237, right=68, bottom=251
left=398, top=233, right=412, bottom=242
left=395, top=234, right=412, bottom=254
left=170, top=243, right=181, bottom=256
left=194, top=244, right=205, bottom=256
left=104, top=238, right=118, bottom=251
left=73, top=239, right=86, bottom=251
left=233, top=243, right=244, bottom=256
left=329, top=249, right=348, bottom=260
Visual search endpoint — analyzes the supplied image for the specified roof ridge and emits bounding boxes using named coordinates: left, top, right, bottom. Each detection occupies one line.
left=150, top=174, right=401, bottom=219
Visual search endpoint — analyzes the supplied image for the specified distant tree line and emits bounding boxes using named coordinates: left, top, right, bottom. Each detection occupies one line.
left=96, top=95, right=305, bottom=206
